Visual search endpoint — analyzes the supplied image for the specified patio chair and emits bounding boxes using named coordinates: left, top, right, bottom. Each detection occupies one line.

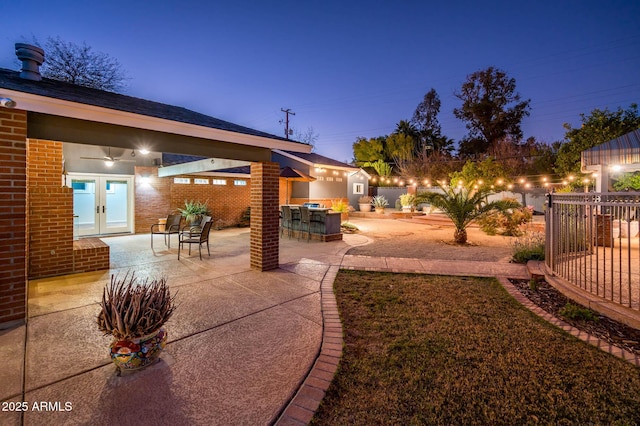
left=299, top=206, right=312, bottom=242
left=151, top=214, right=182, bottom=249
left=178, top=220, right=213, bottom=260
left=181, top=215, right=212, bottom=238
left=281, top=206, right=293, bottom=239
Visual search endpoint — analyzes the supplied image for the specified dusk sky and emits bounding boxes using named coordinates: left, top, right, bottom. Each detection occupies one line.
left=1, top=0, right=639, bottom=163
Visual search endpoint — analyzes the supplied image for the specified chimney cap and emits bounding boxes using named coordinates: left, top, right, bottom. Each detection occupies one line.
left=15, top=43, right=45, bottom=81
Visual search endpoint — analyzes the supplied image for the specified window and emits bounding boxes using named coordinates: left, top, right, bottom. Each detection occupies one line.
left=336, top=177, right=343, bottom=182
left=353, top=183, right=364, bottom=194
left=173, top=178, right=190, bottom=184
left=326, top=177, right=334, bottom=182
left=234, top=180, right=247, bottom=186
left=212, top=179, right=227, bottom=185
left=194, top=178, right=209, bottom=185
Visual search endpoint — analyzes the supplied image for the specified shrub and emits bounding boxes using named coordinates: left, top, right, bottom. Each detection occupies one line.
left=358, top=195, right=373, bottom=204
left=559, top=303, right=599, bottom=322
left=331, top=199, right=349, bottom=213
left=477, top=199, right=532, bottom=236
left=399, top=193, right=416, bottom=207
left=511, top=231, right=545, bottom=263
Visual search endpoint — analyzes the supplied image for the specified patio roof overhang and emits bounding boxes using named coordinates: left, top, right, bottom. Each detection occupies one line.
left=581, top=129, right=640, bottom=171
left=1, top=87, right=312, bottom=163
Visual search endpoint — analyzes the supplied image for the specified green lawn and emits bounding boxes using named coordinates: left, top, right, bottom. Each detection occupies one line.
left=311, top=271, right=640, bottom=425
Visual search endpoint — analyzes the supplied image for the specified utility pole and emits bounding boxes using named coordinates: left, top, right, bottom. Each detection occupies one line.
left=280, top=108, right=295, bottom=139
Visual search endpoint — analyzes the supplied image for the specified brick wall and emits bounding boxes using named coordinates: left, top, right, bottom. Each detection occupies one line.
left=27, top=139, right=74, bottom=279
left=134, top=167, right=250, bottom=233
left=0, top=108, right=27, bottom=325
left=73, top=238, right=110, bottom=273
left=250, top=162, right=279, bottom=271
left=134, top=167, right=172, bottom=233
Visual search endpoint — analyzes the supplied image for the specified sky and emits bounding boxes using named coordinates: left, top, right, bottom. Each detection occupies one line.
left=1, top=0, right=639, bottom=164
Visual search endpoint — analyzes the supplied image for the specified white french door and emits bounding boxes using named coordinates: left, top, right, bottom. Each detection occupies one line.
left=71, top=174, right=134, bottom=236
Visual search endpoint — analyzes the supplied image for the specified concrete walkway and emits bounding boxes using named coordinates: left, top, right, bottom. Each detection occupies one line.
left=0, top=228, right=353, bottom=426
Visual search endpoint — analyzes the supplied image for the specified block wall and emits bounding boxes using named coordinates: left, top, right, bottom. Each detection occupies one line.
left=27, top=139, right=74, bottom=279
left=134, top=167, right=250, bottom=233
left=0, top=109, right=27, bottom=325
left=250, top=162, right=280, bottom=271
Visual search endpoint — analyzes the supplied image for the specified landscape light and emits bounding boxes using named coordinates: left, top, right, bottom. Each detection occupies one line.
left=611, top=165, right=622, bottom=172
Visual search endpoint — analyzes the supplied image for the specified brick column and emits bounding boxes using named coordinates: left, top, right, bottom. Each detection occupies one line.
left=0, top=109, right=27, bottom=326
left=27, top=139, right=73, bottom=278
left=250, top=162, right=280, bottom=271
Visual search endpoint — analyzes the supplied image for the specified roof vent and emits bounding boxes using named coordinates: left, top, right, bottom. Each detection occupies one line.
left=15, top=43, right=45, bottom=81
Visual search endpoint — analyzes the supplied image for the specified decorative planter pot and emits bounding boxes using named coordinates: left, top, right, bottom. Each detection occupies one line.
left=375, top=208, right=385, bottom=214
left=402, top=206, right=412, bottom=212
left=359, top=204, right=372, bottom=212
left=110, top=327, right=167, bottom=371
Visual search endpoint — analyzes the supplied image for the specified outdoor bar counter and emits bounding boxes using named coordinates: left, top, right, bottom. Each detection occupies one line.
left=282, top=205, right=343, bottom=241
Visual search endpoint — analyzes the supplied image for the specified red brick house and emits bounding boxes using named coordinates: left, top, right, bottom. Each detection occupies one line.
left=0, top=43, right=310, bottom=328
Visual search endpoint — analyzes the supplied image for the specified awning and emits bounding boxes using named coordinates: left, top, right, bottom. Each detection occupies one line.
left=582, top=129, right=640, bottom=168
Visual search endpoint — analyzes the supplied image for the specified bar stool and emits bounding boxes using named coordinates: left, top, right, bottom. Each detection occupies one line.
left=299, top=206, right=312, bottom=242
left=281, top=206, right=293, bottom=238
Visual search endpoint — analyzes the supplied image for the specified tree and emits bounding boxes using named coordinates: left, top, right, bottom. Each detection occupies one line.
left=40, top=36, right=127, bottom=92
left=417, top=183, right=520, bottom=244
left=352, top=136, right=385, bottom=166
left=396, top=149, right=457, bottom=183
left=554, top=104, right=640, bottom=177
left=294, top=126, right=319, bottom=151
left=411, top=88, right=454, bottom=154
left=449, top=158, right=510, bottom=189
left=454, top=67, right=531, bottom=157
left=386, top=132, right=415, bottom=163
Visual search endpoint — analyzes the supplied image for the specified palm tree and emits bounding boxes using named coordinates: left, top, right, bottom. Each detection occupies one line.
left=417, top=182, right=521, bottom=244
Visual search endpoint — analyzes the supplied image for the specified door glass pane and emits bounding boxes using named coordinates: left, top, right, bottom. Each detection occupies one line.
left=105, top=180, right=128, bottom=230
left=72, top=179, right=97, bottom=234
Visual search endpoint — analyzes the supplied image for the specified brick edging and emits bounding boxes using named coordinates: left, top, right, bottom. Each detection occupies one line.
left=497, top=276, right=640, bottom=366
left=275, top=264, right=343, bottom=425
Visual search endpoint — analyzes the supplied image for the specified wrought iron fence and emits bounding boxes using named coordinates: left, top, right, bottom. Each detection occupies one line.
left=546, top=192, right=640, bottom=311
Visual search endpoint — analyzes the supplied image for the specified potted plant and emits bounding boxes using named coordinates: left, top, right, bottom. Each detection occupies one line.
left=178, top=199, right=210, bottom=225
left=358, top=195, right=372, bottom=212
left=371, top=195, right=389, bottom=214
left=97, top=272, right=176, bottom=373
left=399, top=193, right=416, bottom=212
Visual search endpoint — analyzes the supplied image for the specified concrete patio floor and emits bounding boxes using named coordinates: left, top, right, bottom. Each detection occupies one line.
left=0, top=227, right=363, bottom=426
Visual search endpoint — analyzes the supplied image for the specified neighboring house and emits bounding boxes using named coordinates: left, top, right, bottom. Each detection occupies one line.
left=272, top=150, right=368, bottom=207
left=0, top=43, right=310, bottom=327
left=582, top=129, right=640, bottom=192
